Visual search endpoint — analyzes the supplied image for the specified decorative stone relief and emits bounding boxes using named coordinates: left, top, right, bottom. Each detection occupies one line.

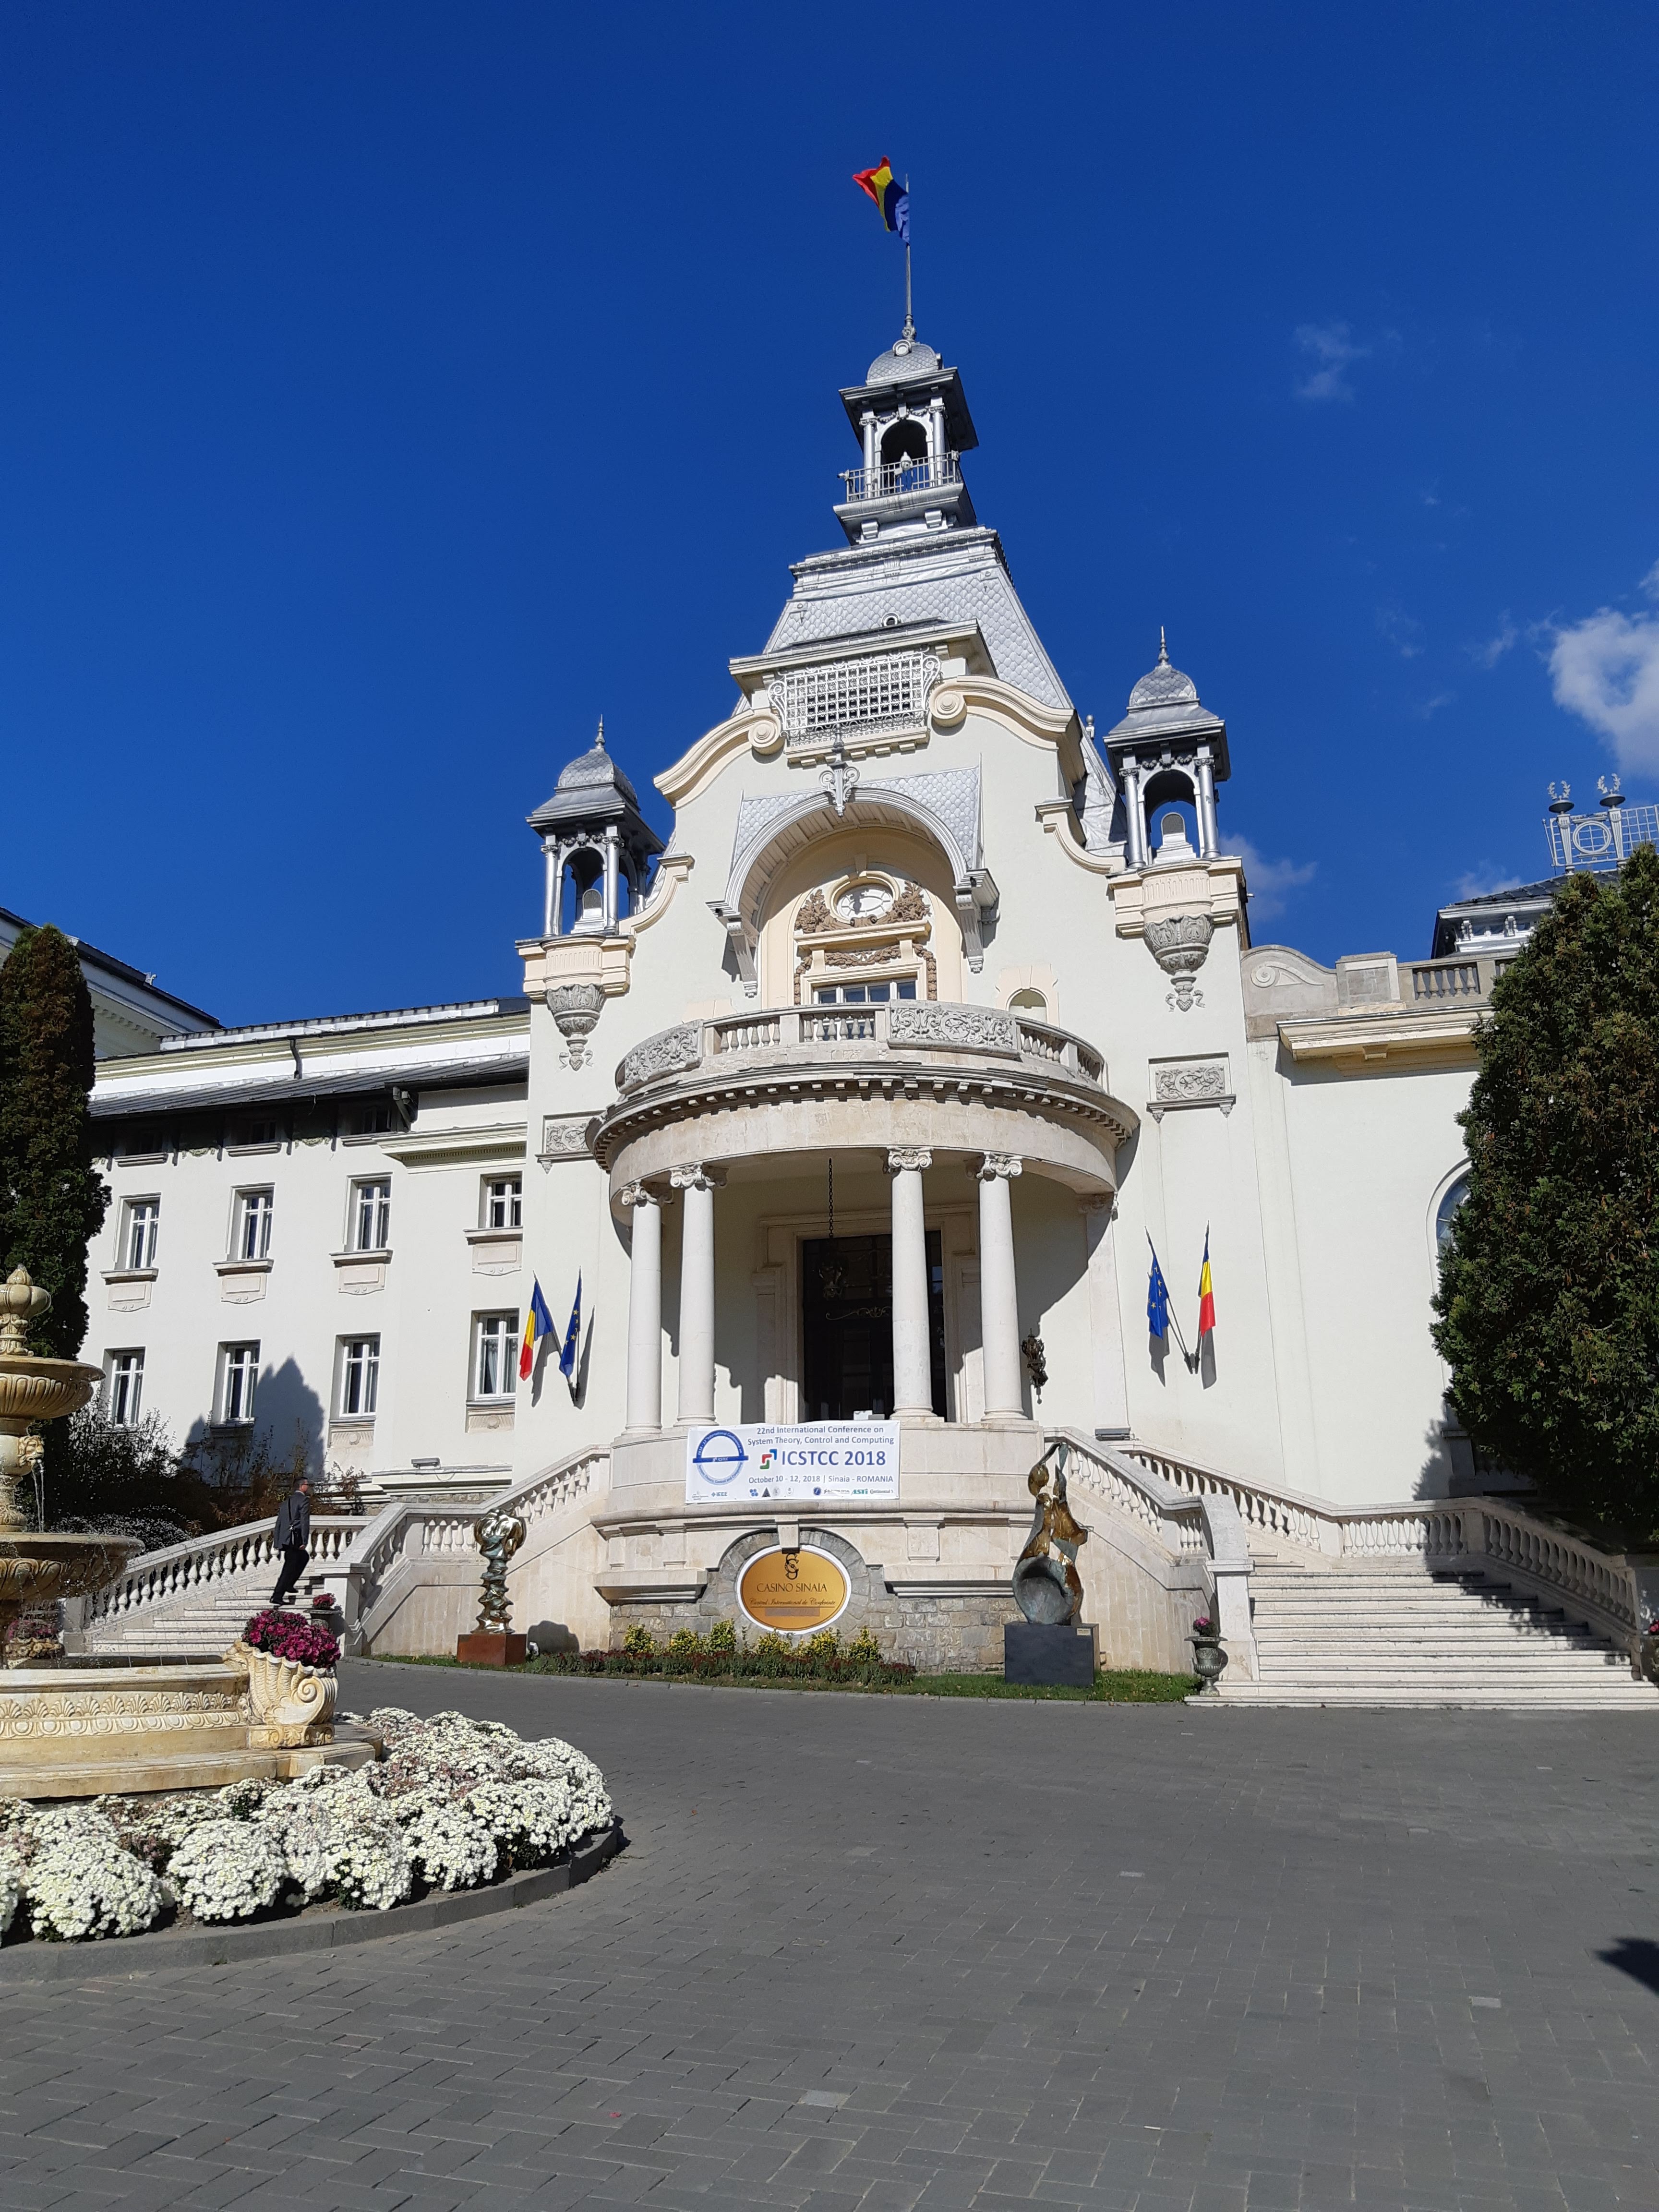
left=889, top=1002, right=1020, bottom=1055
left=619, top=1025, right=702, bottom=1090
left=546, top=983, right=605, bottom=1070
left=617, top=1181, right=668, bottom=1212
left=1144, top=913, right=1214, bottom=1011
left=973, top=1154, right=1022, bottom=1182
left=539, top=1114, right=593, bottom=1164
left=1147, top=1059, right=1235, bottom=1121
left=885, top=1148, right=933, bottom=1174
left=669, top=1162, right=727, bottom=1193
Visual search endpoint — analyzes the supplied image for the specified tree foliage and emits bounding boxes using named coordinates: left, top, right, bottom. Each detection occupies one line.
left=1432, top=844, right=1659, bottom=1539
left=0, top=923, right=107, bottom=1360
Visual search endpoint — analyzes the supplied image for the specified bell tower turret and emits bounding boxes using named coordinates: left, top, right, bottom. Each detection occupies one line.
left=832, top=331, right=978, bottom=544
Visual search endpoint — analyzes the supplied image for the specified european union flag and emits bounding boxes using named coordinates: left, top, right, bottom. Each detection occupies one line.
left=559, top=1274, right=582, bottom=1383
left=1147, top=1247, right=1171, bottom=1340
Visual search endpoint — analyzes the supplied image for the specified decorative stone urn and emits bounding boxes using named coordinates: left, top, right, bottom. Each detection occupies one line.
left=1189, top=1629, right=1228, bottom=1695
left=229, top=1642, right=340, bottom=1748
left=1144, top=914, right=1215, bottom=1012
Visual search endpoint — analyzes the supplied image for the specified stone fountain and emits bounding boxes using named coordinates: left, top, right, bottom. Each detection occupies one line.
left=0, top=1265, right=374, bottom=1799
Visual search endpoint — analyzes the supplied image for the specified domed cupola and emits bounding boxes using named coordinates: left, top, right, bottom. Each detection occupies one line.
left=1103, top=632, right=1231, bottom=870
left=528, top=719, right=664, bottom=938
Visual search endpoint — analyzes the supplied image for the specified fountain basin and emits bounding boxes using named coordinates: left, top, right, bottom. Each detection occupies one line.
left=0, top=1661, right=378, bottom=1799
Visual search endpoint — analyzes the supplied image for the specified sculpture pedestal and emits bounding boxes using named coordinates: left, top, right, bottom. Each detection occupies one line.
left=457, top=1631, right=527, bottom=1669
left=1004, top=1623, right=1096, bottom=1687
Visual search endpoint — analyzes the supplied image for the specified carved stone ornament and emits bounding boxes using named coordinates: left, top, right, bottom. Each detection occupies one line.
left=669, top=1162, right=726, bottom=1192
left=1148, top=1058, right=1234, bottom=1122
left=546, top=982, right=605, bottom=1070
left=885, top=1147, right=933, bottom=1174
left=974, top=1153, right=1022, bottom=1182
left=795, top=889, right=834, bottom=934
left=232, top=1642, right=339, bottom=1749
left=619, top=1024, right=702, bottom=1090
left=1143, top=913, right=1214, bottom=1011
left=617, top=1181, right=667, bottom=1211
left=889, top=1002, right=1020, bottom=1055
left=540, top=1115, right=592, bottom=1162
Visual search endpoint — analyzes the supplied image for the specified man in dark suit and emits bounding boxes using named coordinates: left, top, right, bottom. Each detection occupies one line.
left=270, top=1476, right=313, bottom=1607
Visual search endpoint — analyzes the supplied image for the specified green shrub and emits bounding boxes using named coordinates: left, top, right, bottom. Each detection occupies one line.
left=621, top=1624, right=656, bottom=1659
left=707, top=1618, right=737, bottom=1654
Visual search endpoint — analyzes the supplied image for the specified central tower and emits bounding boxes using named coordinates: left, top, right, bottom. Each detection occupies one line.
left=832, top=329, right=978, bottom=542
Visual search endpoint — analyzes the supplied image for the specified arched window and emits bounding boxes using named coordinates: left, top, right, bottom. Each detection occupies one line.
left=1008, top=987, right=1049, bottom=1018
left=1435, top=1174, right=1470, bottom=1256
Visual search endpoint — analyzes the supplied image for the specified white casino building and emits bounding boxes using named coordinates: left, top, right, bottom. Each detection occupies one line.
left=71, top=323, right=1659, bottom=1697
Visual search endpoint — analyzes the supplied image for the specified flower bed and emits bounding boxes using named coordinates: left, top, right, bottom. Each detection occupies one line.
left=0, top=1707, right=612, bottom=1945
left=531, top=1621, right=918, bottom=1685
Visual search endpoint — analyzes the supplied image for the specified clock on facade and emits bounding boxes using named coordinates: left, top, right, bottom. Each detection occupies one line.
left=834, top=880, right=895, bottom=922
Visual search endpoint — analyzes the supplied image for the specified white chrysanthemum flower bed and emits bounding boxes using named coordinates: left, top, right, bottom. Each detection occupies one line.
left=0, top=1706, right=612, bottom=1943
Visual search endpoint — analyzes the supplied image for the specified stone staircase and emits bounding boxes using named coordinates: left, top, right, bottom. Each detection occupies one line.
left=79, top=1573, right=275, bottom=1659
left=1218, top=1561, right=1657, bottom=1707
left=73, top=1517, right=366, bottom=1661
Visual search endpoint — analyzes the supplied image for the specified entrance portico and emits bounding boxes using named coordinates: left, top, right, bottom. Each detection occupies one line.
left=596, top=1001, right=1136, bottom=1450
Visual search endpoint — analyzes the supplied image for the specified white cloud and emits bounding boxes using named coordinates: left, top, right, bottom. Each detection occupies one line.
left=1468, top=615, right=1518, bottom=669
left=1451, top=865, right=1519, bottom=902
left=1413, top=691, right=1455, bottom=721
left=1235, top=836, right=1317, bottom=923
left=1547, top=562, right=1659, bottom=772
left=1294, top=321, right=1369, bottom=402
left=1376, top=602, right=1425, bottom=659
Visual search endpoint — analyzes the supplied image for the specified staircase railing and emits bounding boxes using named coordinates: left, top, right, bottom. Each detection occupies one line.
left=80, top=1515, right=370, bottom=1635
left=1116, top=1440, right=1659, bottom=1665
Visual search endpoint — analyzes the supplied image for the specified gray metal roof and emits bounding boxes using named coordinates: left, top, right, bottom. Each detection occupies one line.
left=91, top=1049, right=529, bottom=1120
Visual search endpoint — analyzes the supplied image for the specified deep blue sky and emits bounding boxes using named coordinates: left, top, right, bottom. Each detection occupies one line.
left=5, top=2, right=1657, bottom=1025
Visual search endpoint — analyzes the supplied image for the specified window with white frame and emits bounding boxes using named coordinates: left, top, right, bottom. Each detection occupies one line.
left=233, top=1188, right=274, bottom=1262
left=120, top=1197, right=160, bottom=1272
left=472, top=1311, right=519, bottom=1400
left=350, top=1178, right=391, bottom=1251
left=482, top=1175, right=523, bottom=1230
left=338, top=1335, right=380, bottom=1419
left=810, top=978, right=918, bottom=1004
left=218, top=1342, right=259, bottom=1425
left=105, top=1350, right=144, bottom=1428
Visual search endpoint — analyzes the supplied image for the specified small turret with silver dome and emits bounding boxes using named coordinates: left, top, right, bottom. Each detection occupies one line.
left=527, top=718, right=664, bottom=938
left=832, top=327, right=979, bottom=545
left=1103, top=633, right=1231, bottom=871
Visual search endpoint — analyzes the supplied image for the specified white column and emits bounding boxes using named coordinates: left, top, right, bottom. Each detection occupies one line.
left=620, top=1183, right=667, bottom=1433
left=542, top=842, right=561, bottom=938
left=886, top=1148, right=934, bottom=1419
left=671, top=1163, right=723, bottom=1426
left=1123, top=760, right=1148, bottom=869
left=1082, top=1193, right=1131, bottom=1436
left=602, top=827, right=621, bottom=933
left=974, top=1155, right=1024, bottom=1419
left=1195, top=752, right=1220, bottom=858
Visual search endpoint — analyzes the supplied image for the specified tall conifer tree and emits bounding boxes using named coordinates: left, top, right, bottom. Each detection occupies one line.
left=1432, top=844, right=1659, bottom=1537
left=0, top=925, right=108, bottom=1360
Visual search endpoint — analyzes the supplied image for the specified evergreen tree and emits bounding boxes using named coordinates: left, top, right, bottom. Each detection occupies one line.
left=0, top=924, right=108, bottom=1360
left=1432, top=843, right=1659, bottom=1538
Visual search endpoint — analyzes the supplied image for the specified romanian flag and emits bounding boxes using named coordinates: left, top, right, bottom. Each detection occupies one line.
left=1197, top=1231, right=1216, bottom=1339
left=853, top=156, right=910, bottom=243
left=519, top=1278, right=554, bottom=1381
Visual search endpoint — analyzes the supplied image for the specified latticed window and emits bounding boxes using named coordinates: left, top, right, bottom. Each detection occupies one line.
left=339, top=1335, right=380, bottom=1418
left=122, top=1198, right=159, bottom=1271
left=351, top=1179, right=391, bottom=1250
left=235, top=1189, right=273, bottom=1261
left=106, top=1350, right=144, bottom=1428
left=220, top=1343, right=259, bottom=1425
left=768, top=651, right=939, bottom=744
left=473, top=1312, right=518, bottom=1400
left=483, top=1176, right=522, bottom=1229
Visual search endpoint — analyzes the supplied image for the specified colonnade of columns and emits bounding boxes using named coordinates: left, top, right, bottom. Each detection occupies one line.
left=618, top=1150, right=1059, bottom=1434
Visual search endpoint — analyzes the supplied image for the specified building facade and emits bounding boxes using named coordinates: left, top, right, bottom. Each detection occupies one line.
left=79, top=324, right=1541, bottom=1662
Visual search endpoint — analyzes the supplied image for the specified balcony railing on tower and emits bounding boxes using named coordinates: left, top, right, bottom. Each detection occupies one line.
left=767, top=649, right=941, bottom=749
left=838, top=451, right=963, bottom=504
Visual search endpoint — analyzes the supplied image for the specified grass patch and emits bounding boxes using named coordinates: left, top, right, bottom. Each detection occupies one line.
left=361, top=1654, right=1198, bottom=1702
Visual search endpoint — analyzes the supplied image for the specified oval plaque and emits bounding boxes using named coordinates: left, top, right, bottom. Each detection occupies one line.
left=737, top=1547, right=850, bottom=1634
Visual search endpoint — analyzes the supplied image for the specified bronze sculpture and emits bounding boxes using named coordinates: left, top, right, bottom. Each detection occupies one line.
left=1011, top=1443, right=1087, bottom=1625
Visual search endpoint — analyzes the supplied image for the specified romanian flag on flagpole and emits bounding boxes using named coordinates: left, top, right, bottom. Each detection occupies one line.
left=1197, top=1230, right=1216, bottom=1340
left=853, top=156, right=910, bottom=242
left=519, top=1278, right=554, bottom=1381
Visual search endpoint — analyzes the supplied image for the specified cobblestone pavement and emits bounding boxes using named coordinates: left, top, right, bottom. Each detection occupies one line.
left=3, top=1663, right=1657, bottom=2212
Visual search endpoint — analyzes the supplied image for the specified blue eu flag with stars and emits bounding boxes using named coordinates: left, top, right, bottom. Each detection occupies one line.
left=559, top=1274, right=582, bottom=1382
left=1147, top=1248, right=1171, bottom=1340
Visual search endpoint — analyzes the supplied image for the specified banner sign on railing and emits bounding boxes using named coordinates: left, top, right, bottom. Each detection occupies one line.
left=685, top=1421, right=899, bottom=1505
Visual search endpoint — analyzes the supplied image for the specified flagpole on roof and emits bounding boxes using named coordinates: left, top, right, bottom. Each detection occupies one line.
left=902, top=174, right=914, bottom=340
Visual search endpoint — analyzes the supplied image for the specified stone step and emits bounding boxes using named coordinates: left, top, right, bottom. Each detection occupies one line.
left=1206, top=1686, right=1658, bottom=1707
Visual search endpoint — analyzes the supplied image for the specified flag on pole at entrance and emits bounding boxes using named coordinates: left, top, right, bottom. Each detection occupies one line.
left=1146, top=1244, right=1171, bottom=1340
left=1197, top=1230, right=1216, bottom=1339
left=853, top=156, right=910, bottom=243
left=559, top=1274, right=583, bottom=1385
left=519, top=1278, right=554, bottom=1381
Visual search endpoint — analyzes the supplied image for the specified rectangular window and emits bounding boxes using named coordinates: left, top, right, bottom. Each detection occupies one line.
left=812, top=978, right=919, bottom=1004
left=124, top=1126, right=169, bottom=1161
left=339, top=1335, right=380, bottom=1418
left=235, top=1117, right=281, bottom=1149
left=347, top=1102, right=393, bottom=1137
left=473, top=1312, right=518, bottom=1400
left=483, top=1176, right=523, bottom=1230
left=105, top=1350, right=144, bottom=1428
left=351, top=1179, right=391, bottom=1251
left=121, top=1198, right=160, bottom=1271
left=234, top=1189, right=274, bottom=1261
left=219, top=1343, right=259, bottom=1425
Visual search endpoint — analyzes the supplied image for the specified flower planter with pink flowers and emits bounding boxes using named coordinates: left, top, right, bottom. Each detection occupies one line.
left=228, top=1608, right=342, bottom=1748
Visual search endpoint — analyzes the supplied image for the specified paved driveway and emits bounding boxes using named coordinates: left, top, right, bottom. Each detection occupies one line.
left=3, top=1663, right=1657, bottom=2212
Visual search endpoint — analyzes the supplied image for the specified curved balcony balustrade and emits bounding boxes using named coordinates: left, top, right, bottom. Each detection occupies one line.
left=592, top=1001, right=1135, bottom=1191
